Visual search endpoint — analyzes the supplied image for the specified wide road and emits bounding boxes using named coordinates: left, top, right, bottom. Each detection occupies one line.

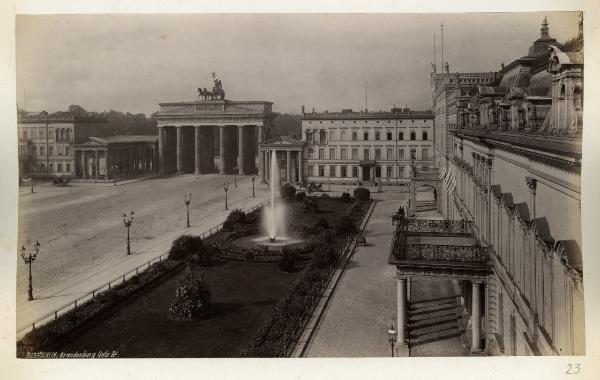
left=17, top=175, right=269, bottom=311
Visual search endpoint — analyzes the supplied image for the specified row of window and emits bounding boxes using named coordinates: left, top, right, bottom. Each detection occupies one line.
left=37, top=145, right=71, bottom=156
left=20, top=127, right=73, bottom=142
left=305, top=130, right=429, bottom=144
left=37, top=162, right=72, bottom=173
left=307, top=119, right=429, bottom=124
left=306, top=165, right=428, bottom=178
left=307, top=147, right=429, bottom=161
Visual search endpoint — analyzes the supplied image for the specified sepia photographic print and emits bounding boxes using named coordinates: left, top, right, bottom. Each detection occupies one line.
left=2, top=1, right=600, bottom=379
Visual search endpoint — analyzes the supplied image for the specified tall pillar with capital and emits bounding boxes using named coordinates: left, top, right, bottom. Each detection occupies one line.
left=176, top=126, right=183, bottom=174
left=105, top=149, right=110, bottom=181
left=258, top=125, right=264, bottom=176
left=286, top=150, right=292, bottom=183
left=472, top=281, right=482, bottom=352
left=194, top=126, right=201, bottom=175
left=260, top=149, right=266, bottom=183
left=219, top=125, right=226, bottom=174
left=94, top=150, right=99, bottom=181
left=397, top=277, right=407, bottom=344
left=82, top=151, right=88, bottom=179
left=297, top=150, right=303, bottom=183
left=158, top=127, right=165, bottom=175
left=238, top=126, right=246, bottom=175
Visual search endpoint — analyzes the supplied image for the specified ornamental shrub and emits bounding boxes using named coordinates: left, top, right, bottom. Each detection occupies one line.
left=223, top=209, right=246, bottom=231
left=295, top=191, right=306, bottom=202
left=353, top=187, right=371, bottom=201
left=169, top=234, right=203, bottom=261
left=335, top=215, right=357, bottom=236
left=320, top=193, right=330, bottom=199
left=340, top=192, right=351, bottom=203
left=311, top=244, right=338, bottom=269
left=168, top=266, right=212, bottom=320
left=303, top=198, right=319, bottom=214
left=278, top=246, right=298, bottom=272
left=280, top=183, right=297, bottom=200
left=314, top=217, right=330, bottom=230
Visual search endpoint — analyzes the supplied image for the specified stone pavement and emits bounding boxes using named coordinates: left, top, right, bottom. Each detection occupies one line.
left=304, top=190, right=408, bottom=357
left=17, top=177, right=269, bottom=338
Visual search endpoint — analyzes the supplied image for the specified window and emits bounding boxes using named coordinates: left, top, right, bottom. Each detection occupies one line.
left=319, top=130, right=327, bottom=144
left=66, top=163, right=71, bottom=172
left=363, top=132, right=369, bottom=140
left=318, top=165, right=325, bottom=177
left=398, top=132, right=404, bottom=140
left=423, top=131, right=428, bottom=140
left=330, top=165, right=336, bottom=177
left=422, top=148, right=429, bottom=160
left=375, top=149, right=381, bottom=160
left=398, top=148, right=405, bottom=160
left=319, top=148, right=325, bottom=159
left=387, top=132, right=392, bottom=141
left=340, top=148, right=347, bottom=160
left=375, top=166, right=381, bottom=178
left=57, top=163, right=63, bottom=172
left=340, top=131, right=346, bottom=141
left=375, top=132, right=380, bottom=140
left=57, top=146, right=62, bottom=155
left=363, top=148, right=370, bottom=160
left=308, top=165, right=314, bottom=176
left=398, top=166, right=404, bottom=178
left=23, top=130, right=28, bottom=139
left=352, top=166, right=358, bottom=178
left=386, top=166, right=393, bottom=178
left=306, top=131, right=312, bottom=142
left=410, top=148, right=417, bottom=160
left=49, top=146, right=54, bottom=155
left=329, top=148, right=336, bottom=160
left=39, top=146, right=45, bottom=155
left=308, top=149, right=314, bottom=159
left=49, top=163, right=54, bottom=172
left=341, top=166, right=347, bottom=177
left=386, top=148, right=393, bottom=160
left=352, top=132, right=358, bottom=141
left=351, top=148, right=358, bottom=160
left=65, top=146, right=71, bottom=155
left=410, top=132, right=416, bottom=140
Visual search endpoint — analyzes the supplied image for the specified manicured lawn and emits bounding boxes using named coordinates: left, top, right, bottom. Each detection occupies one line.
left=58, top=260, right=299, bottom=357
left=54, top=196, right=355, bottom=357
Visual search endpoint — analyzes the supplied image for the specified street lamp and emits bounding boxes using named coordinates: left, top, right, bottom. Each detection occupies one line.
left=30, top=167, right=36, bottom=194
left=387, top=324, right=397, bottom=357
left=251, top=176, right=256, bottom=198
left=21, top=240, right=40, bottom=301
left=184, top=192, right=192, bottom=228
left=233, top=165, right=238, bottom=188
left=122, top=211, right=134, bottom=255
left=223, top=182, right=230, bottom=210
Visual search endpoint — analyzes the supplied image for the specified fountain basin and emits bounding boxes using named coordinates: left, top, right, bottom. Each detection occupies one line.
left=233, top=235, right=306, bottom=253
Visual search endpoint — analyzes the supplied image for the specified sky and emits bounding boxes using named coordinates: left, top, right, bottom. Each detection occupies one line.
left=15, top=12, right=581, bottom=116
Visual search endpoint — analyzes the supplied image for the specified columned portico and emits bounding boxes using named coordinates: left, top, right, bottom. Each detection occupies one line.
left=259, top=136, right=305, bottom=184
left=397, top=277, right=407, bottom=345
left=153, top=99, right=275, bottom=176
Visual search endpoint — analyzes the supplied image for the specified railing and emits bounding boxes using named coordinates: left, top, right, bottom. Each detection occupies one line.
left=398, top=219, right=473, bottom=234
left=17, top=199, right=270, bottom=339
left=402, top=244, right=488, bottom=263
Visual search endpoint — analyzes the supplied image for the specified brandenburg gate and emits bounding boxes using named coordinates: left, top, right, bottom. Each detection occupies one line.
left=153, top=80, right=275, bottom=177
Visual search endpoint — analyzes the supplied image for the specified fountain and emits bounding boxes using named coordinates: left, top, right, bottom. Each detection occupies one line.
left=233, top=150, right=304, bottom=253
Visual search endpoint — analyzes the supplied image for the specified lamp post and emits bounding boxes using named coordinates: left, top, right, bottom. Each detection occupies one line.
left=21, top=240, right=40, bottom=301
left=223, top=182, right=230, bottom=210
left=251, top=176, right=255, bottom=198
left=387, top=324, right=397, bottom=357
left=30, top=167, right=36, bottom=194
left=233, top=166, right=238, bottom=188
left=122, top=211, right=134, bottom=255
left=184, top=192, right=192, bottom=228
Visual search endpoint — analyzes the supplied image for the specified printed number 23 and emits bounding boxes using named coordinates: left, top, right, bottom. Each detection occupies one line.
left=566, top=364, right=581, bottom=375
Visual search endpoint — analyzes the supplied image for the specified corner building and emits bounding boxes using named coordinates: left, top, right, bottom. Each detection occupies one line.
left=431, top=17, right=584, bottom=355
left=301, top=107, right=434, bottom=185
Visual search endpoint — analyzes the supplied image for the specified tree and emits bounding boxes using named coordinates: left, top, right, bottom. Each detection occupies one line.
left=353, top=187, right=371, bottom=201
left=280, top=183, right=296, bottom=200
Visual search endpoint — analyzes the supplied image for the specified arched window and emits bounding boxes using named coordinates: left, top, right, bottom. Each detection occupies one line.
left=305, top=130, right=312, bottom=143
left=422, top=131, right=428, bottom=140
left=319, top=130, right=327, bottom=144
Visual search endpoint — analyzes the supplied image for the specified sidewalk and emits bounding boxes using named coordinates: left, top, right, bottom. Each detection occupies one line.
left=303, top=191, right=408, bottom=357
left=16, top=191, right=269, bottom=338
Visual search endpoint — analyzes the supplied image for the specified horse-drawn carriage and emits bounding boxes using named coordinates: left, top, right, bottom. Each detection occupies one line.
left=52, top=176, right=71, bottom=187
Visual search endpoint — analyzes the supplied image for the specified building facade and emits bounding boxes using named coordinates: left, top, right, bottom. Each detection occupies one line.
left=301, top=107, right=434, bottom=185
left=428, top=16, right=584, bottom=356
left=17, top=111, right=107, bottom=178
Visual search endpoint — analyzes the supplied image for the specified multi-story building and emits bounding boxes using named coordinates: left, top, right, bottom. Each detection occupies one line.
left=17, top=110, right=107, bottom=178
left=423, top=16, right=584, bottom=356
left=301, top=107, right=434, bottom=185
